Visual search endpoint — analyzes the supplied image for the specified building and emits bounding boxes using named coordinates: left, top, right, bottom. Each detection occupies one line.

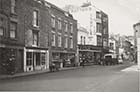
left=0, top=0, right=25, bottom=74
left=0, top=0, right=77, bottom=74
left=101, top=11, right=109, bottom=54
left=48, top=2, right=77, bottom=68
left=64, top=2, right=109, bottom=63
left=133, top=22, right=140, bottom=65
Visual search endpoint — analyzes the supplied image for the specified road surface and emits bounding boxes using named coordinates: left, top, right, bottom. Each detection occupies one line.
left=0, top=63, right=139, bottom=92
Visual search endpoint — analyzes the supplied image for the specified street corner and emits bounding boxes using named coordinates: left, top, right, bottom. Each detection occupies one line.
left=121, top=65, right=140, bottom=72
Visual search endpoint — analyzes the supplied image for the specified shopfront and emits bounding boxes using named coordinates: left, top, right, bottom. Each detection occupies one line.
left=0, top=46, right=24, bottom=74
left=24, top=47, right=49, bottom=72
left=51, top=51, right=76, bottom=68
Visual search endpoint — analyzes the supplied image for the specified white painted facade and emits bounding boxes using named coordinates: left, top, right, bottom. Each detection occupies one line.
left=78, top=26, right=89, bottom=45
left=69, top=2, right=102, bottom=46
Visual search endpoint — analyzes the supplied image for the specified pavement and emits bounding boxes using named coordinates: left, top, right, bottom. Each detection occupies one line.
left=0, top=62, right=138, bottom=80
left=0, top=66, right=80, bottom=80
left=121, top=65, right=140, bottom=72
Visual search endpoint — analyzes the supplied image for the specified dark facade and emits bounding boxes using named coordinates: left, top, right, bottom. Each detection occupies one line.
left=101, top=11, right=109, bottom=54
left=0, top=0, right=25, bottom=74
left=0, top=0, right=51, bottom=74
left=0, top=0, right=77, bottom=74
left=48, top=2, right=77, bottom=67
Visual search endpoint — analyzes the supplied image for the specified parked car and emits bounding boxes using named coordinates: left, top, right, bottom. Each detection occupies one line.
left=104, top=53, right=118, bottom=65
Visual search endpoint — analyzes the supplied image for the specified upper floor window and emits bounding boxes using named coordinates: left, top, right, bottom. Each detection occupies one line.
left=33, top=10, right=39, bottom=27
left=96, top=11, right=101, bottom=19
left=81, top=36, right=83, bottom=44
left=0, top=0, right=2, bottom=9
left=64, top=21, right=68, bottom=32
left=52, top=33, right=56, bottom=46
left=32, top=31, right=39, bottom=46
left=64, top=36, right=68, bottom=48
left=11, top=0, right=16, bottom=14
left=70, top=37, right=73, bottom=48
left=58, top=34, right=62, bottom=47
left=58, top=18, right=62, bottom=30
left=70, top=23, right=73, bottom=33
left=10, top=22, right=17, bottom=38
left=110, top=43, right=114, bottom=50
left=0, top=18, right=4, bottom=36
left=97, top=35, right=102, bottom=46
left=51, top=15, right=55, bottom=28
left=96, top=23, right=100, bottom=33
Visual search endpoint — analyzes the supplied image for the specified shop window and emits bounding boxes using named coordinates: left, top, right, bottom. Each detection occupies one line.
left=41, top=53, right=46, bottom=65
left=36, top=53, right=41, bottom=66
left=26, top=52, right=32, bottom=66
left=10, top=22, right=17, bottom=38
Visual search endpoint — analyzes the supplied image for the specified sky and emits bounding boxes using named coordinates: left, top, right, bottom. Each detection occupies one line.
left=46, top=0, right=140, bottom=36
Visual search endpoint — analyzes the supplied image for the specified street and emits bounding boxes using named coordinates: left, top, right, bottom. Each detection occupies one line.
left=0, top=63, right=139, bottom=92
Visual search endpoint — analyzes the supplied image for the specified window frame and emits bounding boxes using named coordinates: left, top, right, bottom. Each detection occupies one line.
left=32, top=31, right=39, bottom=46
left=0, top=18, right=4, bottom=36
left=58, top=33, right=62, bottom=47
left=33, top=9, right=39, bottom=27
left=11, top=0, right=16, bottom=14
left=51, top=15, right=55, bottom=28
left=10, top=22, right=17, bottom=39
left=51, top=32, right=56, bottom=46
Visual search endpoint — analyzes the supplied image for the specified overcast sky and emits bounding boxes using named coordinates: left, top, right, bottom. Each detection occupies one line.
left=46, top=0, right=140, bottom=36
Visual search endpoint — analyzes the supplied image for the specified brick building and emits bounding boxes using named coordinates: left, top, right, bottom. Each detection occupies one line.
left=0, top=0, right=77, bottom=74
left=48, top=2, right=77, bottom=68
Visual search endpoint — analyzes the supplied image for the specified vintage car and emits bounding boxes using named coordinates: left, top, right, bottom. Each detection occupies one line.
left=104, top=53, right=118, bottom=65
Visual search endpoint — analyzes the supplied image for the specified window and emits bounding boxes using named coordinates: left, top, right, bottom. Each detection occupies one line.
left=52, top=33, right=56, bottom=46
left=96, top=23, right=100, bottom=33
left=0, top=0, right=2, bottom=9
left=70, top=37, right=73, bottom=48
left=58, top=35, right=62, bottom=47
left=84, top=37, right=86, bottom=45
left=110, top=43, right=114, bottom=50
left=96, top=11, right=101, bottom=19
left=97, top=35, right=102, bottom=46
left=81, top=36, right=83, bottom=44
left=51, top=16, right=55, bottom=28
left=0, top=18, right=4, bottom=36
left=65, top=37, right=68, bottom=48
left=33, top=10, right=39, bottom=27
left=58, top=18, right=62, bottom=30
left=35, top=53, right=41, bottom=66
left=70, top=23, right=73, bottom=33
left=33, top=31, right=39, bottom=46
left=26, top=52, right=33, bottom=66
left=64, top=21, right=68, bottom=32
left=11, top=0, right=16, bottom=13
left=10, top=22, right=17, bottom=38
left=41, top=53, right=46, bottom=65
